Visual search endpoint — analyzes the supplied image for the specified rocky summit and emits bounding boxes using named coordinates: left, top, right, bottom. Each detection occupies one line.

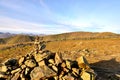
left=0, top=40, right=96, bottom=80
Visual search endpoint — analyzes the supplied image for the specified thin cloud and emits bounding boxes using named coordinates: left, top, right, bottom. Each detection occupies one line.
left=0, top=16, right=72, bottom=34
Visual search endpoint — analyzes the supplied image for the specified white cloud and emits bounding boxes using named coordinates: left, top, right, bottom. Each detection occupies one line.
left=0, top=16, right=72, bottom=34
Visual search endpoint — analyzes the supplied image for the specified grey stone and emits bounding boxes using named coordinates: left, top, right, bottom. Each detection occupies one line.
left=30, top=66, right=56, bottom=80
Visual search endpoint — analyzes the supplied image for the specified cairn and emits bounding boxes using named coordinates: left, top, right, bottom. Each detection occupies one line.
left=0, top=37, right=96, bottom=80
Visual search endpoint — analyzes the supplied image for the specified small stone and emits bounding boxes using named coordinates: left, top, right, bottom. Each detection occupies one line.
left=62, top=75, right=74, bottom=80
left=55, top=52, right=63, bottom=65
left=0, top=72, right=8, bottom=79
left=54, top=76, right=58, bottom=80
left=48, top=59, right=55, bottom=64
left=11, top=68, right=21, bottom=74
left=63, top=68, right=69, bottom=73
left=72, top=68, right=79, bottom=75
left=52, top=65, right=58, bottom=72
left=38, top=60, right=45, bottom=66
left=59, top=71, right=64, bottom=78
left=61, top=62, right=66, bottom=68
left=21, top=65, right=26, bottom=69
left=18, top=57, right=25, bottom=65
left=11, top=71, right=20, bottom=80
left=48, top=64, right=53, bottom=67
left=24, top=67, right=30, bottom=75
left=65, top=60, right=71, bottom=69
left=25, top=59, right=36, bottom=68
left=81, top=71, right=95, bottom=80
left=1, top=66, right=8, bottom=72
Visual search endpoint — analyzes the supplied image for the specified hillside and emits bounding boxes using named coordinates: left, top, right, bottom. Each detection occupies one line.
left=42, top=32, right=120, bottom=41
left=0, top=34, right=35, bottom=44
left=0, top=32, right=119, bottom=44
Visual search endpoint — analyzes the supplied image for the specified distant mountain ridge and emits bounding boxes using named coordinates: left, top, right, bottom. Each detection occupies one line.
left=42, top=32, right=120, bottom=41
left=0, top=31, right=120, bottom=44
left=0, top=32, right=15, bottom=38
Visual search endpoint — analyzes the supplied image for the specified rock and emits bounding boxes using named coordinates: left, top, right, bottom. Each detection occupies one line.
left=0, top=72, right=8, bottom=79
left=55, top=52, right=63, bottom=65
left=4, top=59, right=18, bottom=70
left=1, top=66, right=8, bottom=72
left=72, top=68, right=79, bottom=75
left=30, top=66, right=56, bottom=80
left=52, top=65, right=58, bottom=72
left=25, top=59, right=36, bottom=68
left=63, top=68, right=69, bottom=73
left=24, top=67, right=30, bottom=76
left=62, top=75, right=75, bottom=80
left=61, top=62, right=66, bottom=68
left=34, top=53, right=48, bottom=62
left=18, top=57, right=25, bottom=65
left=21, top=65, right=26, bottom=69
left=11, top=71, right=20, bottom=80
left=11, top=68, right=21, bottom=74
left=76, top=56, right=90, bottom=69
left=81, top=71, right=95, bottom=80
left=38, top=60, right=45, bottom=66
left=48, top=59, right=55, bottom=64
left=115, top=74, right=120, bottom=78
left=59, top=71, right=64, bottom=79
left=65, top=60, right=71, bottom=69
left=54, top=76, right=58, bottom=80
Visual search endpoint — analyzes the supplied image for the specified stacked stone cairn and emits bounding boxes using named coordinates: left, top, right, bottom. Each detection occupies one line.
left=0, top=38, right=96, bottom=80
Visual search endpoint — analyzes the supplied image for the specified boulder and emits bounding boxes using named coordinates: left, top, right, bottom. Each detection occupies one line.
left=76, top=56, right=90, bottom=69
left=81, top=71, right=95, bottom=80
left=30, top=66, right=57, bottom=80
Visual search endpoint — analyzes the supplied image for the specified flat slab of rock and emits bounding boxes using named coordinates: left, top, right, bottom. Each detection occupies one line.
left=30, top=66, right=57, bottom=80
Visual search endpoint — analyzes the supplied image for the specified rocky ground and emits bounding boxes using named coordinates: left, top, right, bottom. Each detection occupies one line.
left=0, top=39, right=120, bottom=80
left=0, top=41, right=96, bottom=80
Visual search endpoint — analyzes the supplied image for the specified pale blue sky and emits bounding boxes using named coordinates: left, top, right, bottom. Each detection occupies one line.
left=0, top=0, right=120, bottom=34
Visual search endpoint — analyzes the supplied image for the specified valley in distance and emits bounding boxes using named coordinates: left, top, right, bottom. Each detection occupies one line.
left=0, top=31, right=120, bottom=79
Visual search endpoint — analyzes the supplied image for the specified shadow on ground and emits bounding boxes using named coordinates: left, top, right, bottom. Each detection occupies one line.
left=90, top=58, right=120, bottom=80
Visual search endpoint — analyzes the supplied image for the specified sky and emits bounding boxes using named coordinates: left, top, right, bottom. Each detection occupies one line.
left=0, top=0, right=120, bottom=34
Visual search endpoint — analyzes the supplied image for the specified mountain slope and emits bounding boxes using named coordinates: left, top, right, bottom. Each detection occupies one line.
left=42, top=32, right=120, bottom=41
